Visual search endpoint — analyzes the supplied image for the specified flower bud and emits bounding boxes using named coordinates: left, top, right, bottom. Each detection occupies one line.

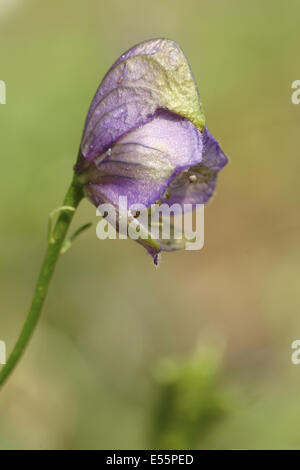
left=75, top=39, right=228, bottom=262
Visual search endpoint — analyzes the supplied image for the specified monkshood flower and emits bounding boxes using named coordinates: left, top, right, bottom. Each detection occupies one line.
left=0, top=39, right=228, bottom=389
left=75, top=38, right=227, bottom=264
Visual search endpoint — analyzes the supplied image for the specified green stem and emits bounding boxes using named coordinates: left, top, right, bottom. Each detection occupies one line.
left=0, top=175, right=84, bottom=388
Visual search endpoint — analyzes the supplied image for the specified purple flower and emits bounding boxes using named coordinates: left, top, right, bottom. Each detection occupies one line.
left=75, top=39, right=228, bottom=263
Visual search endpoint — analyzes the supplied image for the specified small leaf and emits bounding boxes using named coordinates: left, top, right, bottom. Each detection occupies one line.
left=61, top=222, right=93, bottom=254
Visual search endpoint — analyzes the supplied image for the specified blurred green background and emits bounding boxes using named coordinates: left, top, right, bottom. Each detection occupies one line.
left=1, top=0, right=300, bottom=450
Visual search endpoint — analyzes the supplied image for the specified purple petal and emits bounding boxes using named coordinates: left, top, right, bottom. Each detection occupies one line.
left=75, top=39, right=205, bottom=173
left=83, top=109, right=203, bottom=209
left=160, top=127, right=228, bottom=207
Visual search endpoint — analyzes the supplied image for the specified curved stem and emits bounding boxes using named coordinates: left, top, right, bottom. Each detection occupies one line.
left=0, top=175, right=84, bottom=388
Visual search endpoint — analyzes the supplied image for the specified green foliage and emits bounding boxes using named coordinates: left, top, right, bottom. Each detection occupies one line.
left=150, top=348, right=230, bottom=449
